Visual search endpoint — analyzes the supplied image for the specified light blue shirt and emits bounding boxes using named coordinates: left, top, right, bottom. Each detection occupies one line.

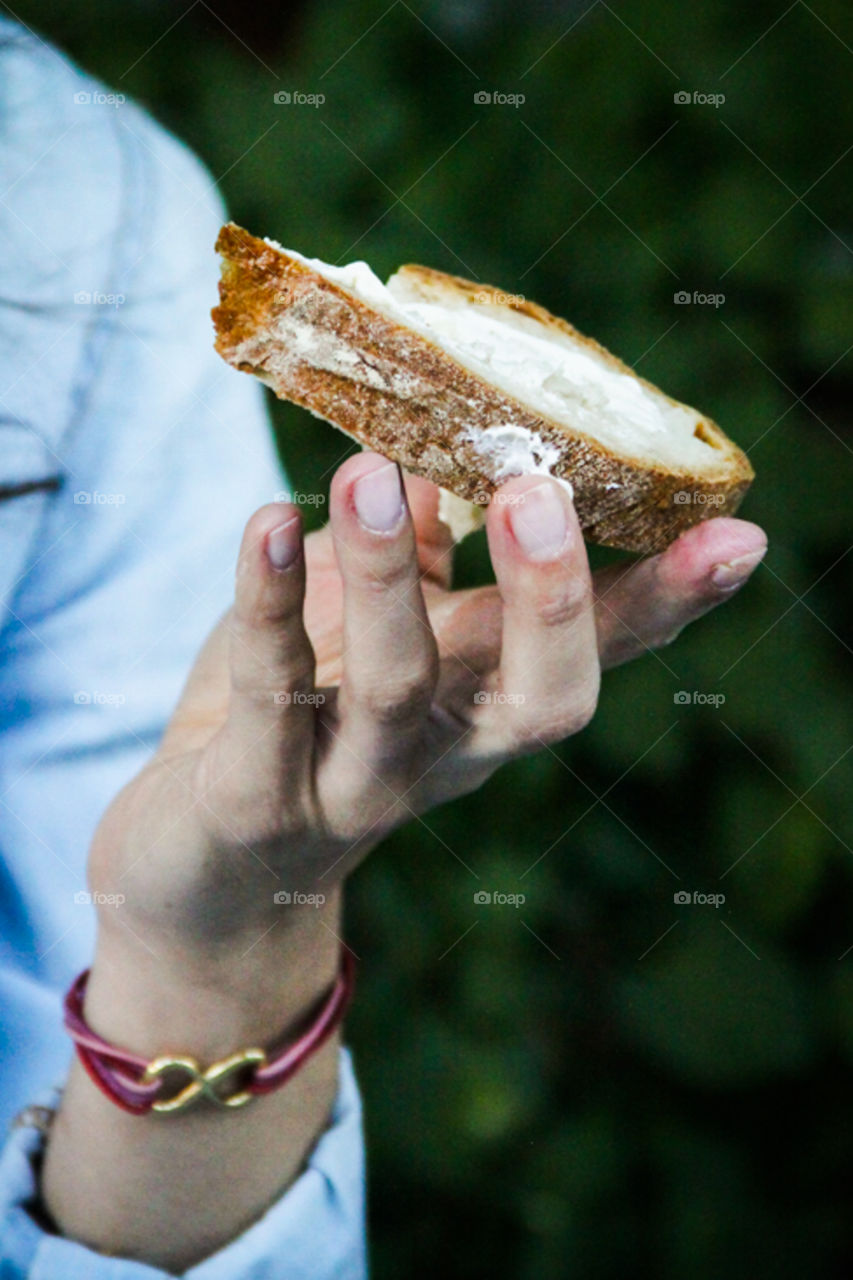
left=0, top=18, right=366, bottom=1276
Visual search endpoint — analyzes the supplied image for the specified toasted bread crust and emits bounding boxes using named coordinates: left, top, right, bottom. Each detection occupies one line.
left=212, top=223, right=754, bottom=552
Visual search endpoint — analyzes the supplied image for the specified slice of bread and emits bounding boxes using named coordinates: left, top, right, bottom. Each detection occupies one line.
left=212, top=223, right=754, bottom=553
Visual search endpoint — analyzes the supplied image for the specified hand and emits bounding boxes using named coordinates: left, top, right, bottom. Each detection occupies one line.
left=48, top=454, right=764, bottom=1269
left=87, top=453, right=766, bottom=977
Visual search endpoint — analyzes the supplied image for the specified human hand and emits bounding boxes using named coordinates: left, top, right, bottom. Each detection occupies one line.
left=52, top=454, right=763, bottom=1267
left=86, top=453, right=765, bottom=981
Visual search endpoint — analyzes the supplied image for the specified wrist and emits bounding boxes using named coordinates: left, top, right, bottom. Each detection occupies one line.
left=85, top=886, right=345, bottom=1062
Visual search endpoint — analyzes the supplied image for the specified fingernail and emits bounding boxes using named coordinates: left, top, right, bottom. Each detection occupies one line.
left=710, top=545, right=767, bottom=590
left=353, top=462, right=405, bottom=533
left=509, top=481, right=571, bottom=560
left=267, top=517, right=301, bottom=571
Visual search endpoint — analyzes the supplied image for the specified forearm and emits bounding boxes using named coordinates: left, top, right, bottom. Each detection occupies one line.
left=41, top=889, right=345, bottom=1272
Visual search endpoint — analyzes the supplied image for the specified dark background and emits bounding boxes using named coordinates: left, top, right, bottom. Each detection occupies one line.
left=16, top=1, right=853, bottom=1275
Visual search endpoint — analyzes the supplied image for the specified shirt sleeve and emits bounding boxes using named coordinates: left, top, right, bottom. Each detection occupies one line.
left=0, top=18, right=367, bottom=1279
left=0, top=1049, right=367, bottom=1279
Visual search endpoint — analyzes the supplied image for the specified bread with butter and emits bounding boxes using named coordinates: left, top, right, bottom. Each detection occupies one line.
left=212, top=222, right=754, bottom=553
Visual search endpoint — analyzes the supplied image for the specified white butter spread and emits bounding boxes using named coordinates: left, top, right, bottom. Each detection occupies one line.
left=264, top=239, right=710, bottom=471
left=463, top=424, right=574, bottom=500
left=265, top=240, right=391, bottom=307
left=470, top=424, right=561, bottom=479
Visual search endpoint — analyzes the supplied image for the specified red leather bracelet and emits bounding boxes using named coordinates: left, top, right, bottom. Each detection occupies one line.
left=63, top=947, right=355, bottom=1115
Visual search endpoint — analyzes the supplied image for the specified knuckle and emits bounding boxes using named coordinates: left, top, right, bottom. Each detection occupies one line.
left=506, top=731, right=543, bottom=758
left=567, top=687, right=600, bottom=733
left=494, top=714, right=543, bottom=758
left=267, top=595, right=306, bottom=626
left=356, top=666, right=436, bottom=725
left=260, top=583, right=306, bottom=625
left=355, top=557, right=415, bottom=597
left=534, top=580, right=590, bottom=629
left=561, top=677, right=601, bottom=734
left=234, top=662, right=316, bottom=704
left=232, top=588, right=304, bottom=637
left=655, top=621, right=686, bottom=648
left=500, top=684, right=600, bottom=753
left=272, top=667, right=318, bottom=700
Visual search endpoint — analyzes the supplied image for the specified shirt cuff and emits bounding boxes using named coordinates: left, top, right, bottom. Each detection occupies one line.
left=0, top=1047, right=367, bottom=1279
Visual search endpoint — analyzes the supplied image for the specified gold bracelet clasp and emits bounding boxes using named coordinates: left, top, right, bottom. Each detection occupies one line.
left=142, top=1047, right=267, bottom=1113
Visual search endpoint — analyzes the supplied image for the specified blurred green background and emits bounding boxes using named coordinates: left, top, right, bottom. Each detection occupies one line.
left=19, top=1, right=853, bottom=1274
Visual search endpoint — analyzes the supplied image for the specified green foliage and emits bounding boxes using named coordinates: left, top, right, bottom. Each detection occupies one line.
left=617, top=915, right=816, bottom=1085
left=17, top=0, right=852, bottom=1274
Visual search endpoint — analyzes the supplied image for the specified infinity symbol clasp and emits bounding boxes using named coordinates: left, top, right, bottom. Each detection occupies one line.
left=142, top=1047, right=267, bottom=1113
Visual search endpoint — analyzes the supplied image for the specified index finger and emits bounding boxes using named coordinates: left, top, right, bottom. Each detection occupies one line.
left=470, top=476, right=600, bottom=757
